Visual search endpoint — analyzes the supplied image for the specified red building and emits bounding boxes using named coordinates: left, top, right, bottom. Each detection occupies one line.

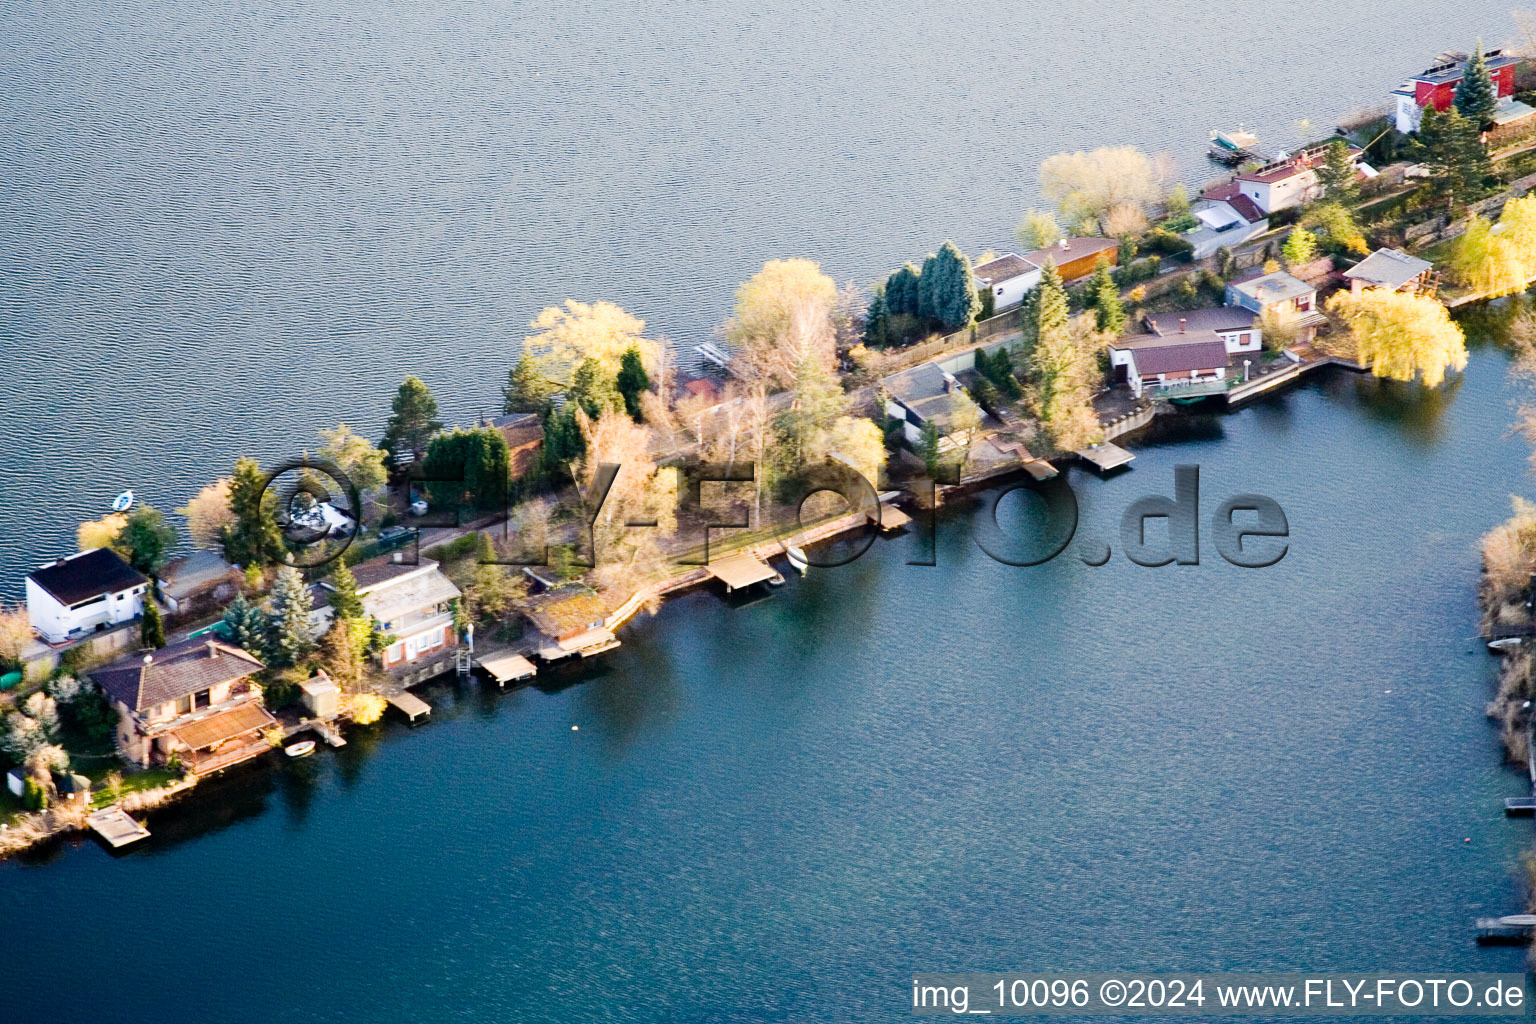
left=1392, top=50, right=1519, bottom=132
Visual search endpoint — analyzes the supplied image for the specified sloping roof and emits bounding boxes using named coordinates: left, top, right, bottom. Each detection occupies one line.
left=1237, top=162, right=1313, bottom=185
left=1020, top=237, right=1118, bottom=270
left=1343, top=247, right=1433, bottom=290
left=1410, top=52, right=1517, bottom=86
left=362, top=566, right=461, bottom=624
left=91, top=637, right=264, bottom=712
left=526, top=589, right=612, bottom=637
left=156, top=550, right=240, bottom=601
left=882, top=362, right=969, bottom=431
left=479, top=412, right=544, bottom=450
left=349, top=558, right=438, bottom=592
left=172, top=702, right=276, bottom=750
left=973, top=253, right=1037, bottom=284
left=1117, top=335, right=1229, bottom=375
left=1230, top=270, right=1314, bottom=305
left=28, top=548, right=147, bottom=606
left=1145, top=307, right=1255, bottom=336
left=1226, top=194, right=1265, bottom=223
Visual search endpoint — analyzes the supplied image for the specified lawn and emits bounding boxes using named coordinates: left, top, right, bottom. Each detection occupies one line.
left=90, top=769, right=180, bottom=809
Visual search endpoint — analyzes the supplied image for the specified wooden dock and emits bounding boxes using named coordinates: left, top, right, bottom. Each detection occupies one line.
left=1476, top=915, right=1536, bottom=944
left=478, top=651, right=537, bottom=687
left=87, top=806, right=150, bottom=848
left=1075, top=442, right=1134, bottom=472
left=387, top=692, right=431, bottom=723
left=874, top=504, right=911, bottom=532
left=707, top=551, right=780, bottom=592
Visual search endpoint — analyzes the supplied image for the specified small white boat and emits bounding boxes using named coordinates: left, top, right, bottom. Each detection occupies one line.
left=284, top=740, right=316, bottom=758
left=111, top=490, right=134, bottom=513
left=767, top=571, right=786, bottom=587
left=1489, top=637, right=1524, bottom=653
left=786, top=546, right=809, bottom=575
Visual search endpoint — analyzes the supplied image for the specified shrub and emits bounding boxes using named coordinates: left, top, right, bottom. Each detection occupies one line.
left=23, top=776, right=46, bottom=812
left=1142, top=228, right=1194, bottom=260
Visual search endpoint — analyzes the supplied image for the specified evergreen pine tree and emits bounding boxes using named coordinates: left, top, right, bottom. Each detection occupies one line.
left=1020, top=260, right=1070, bottom=359
left=503, top=355, right=554, bottom=415
left=615, top=345, right=652, bottom=421
left=222, top=592, right=269, bottom=655
left=928, top=241, right=982, bottom=330
left=917, top=251, right=940, bottom=322
left=1282, top=227, right=1319, bottom=268
left=862, top=287, right=888, bottom=346
left=1090, top=260, right=1126, bottom=336
left=885, top=264, right=921, bottom=317
left=223, top=457, right=283, bottom=568
left=140, top=599, right=166, bottom=650
left=1316, top=139, right=1360, bottom=205
left=380, top=376, right=444, bottom=458
left=569, top=357, right=623, bottom=417
left=1454, top=42, right=1499, bottom=125
left=328, top=562, right=365, bottom=620
left=540, top=406, right=586, bottom=478
left=266, top=566, right=316, bottom=669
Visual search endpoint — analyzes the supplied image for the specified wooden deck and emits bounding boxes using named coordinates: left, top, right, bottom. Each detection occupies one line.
left=87, top=806, right=150, bottom=848
left=479, top=651, right=537, bottom=686
left=387, top=692, right=431, bottom=722
left=707, top=552, right=780, bottom=592
left=1075, top=442, right=1134, bottom=472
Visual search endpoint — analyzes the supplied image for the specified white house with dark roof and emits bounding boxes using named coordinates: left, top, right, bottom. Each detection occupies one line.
left=972, top=253, right=1041, bottom=310
left=25, top=548, right=148, bottom=644
left=1185, top=184, right=1270, bottom=258
left=310, top=557, right=461, bottom=671
left=1225, top=269, right=1328, bottom=342
left=1108, top=333, right=1231, bottom=398
left=881, top=362, right=982, bottom=451
left=89, top=637, right=273, bottom=772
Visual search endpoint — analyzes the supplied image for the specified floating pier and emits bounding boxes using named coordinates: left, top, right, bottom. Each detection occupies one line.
left=479, top=651, right=538, bottom=687
left=539, top=627, right=621, bottom=662
left=1476, top=915, right=1536, bottom=944
left=874, top=504, right=911, bottom=532
left=1075, top=442, right=1134, bottom=472
left=1506, top=796, right=1536, bottom=817
left=387, top=692, right=432, bottom=723
left=87, top=807, right=150, bottom=848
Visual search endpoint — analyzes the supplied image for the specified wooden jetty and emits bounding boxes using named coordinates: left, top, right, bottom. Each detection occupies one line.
left=479, top=651, right=537, bottom=687
left=539, top=627, right=621, bottom=662
left=1476, top=914, right=1536, bottom=944
left=874, top=503, right=911, bottom=532
left=1075, top=442, right=1134, bottom=472
left=1506, top=796, right=1536, bottom=817
left=87, top=806, right=150, bottom=848
left=311, top=719, right=346, bottom=748
left=387, top=692, right=432, bottom=723
left=1023, top=458, right=1058, bottom=481
left=707, top=551, right=780, bottom=593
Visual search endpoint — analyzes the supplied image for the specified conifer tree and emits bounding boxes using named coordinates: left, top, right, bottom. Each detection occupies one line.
left=140, top=599, right=166, bottom=650
left=884, top=264, right=922, bottom=317
left=503, top=354, right=555, bottom=415
left=1282, top=227, right=1319, bottom=268
left=223, top=457, right=283, bottom=568
left=1089, top=260, right=1125, bottom=336
left=266, top=566, right=316, bottom=669
left=570, top=357, right=624, bottom=417
left=1454, top=42, right=1499, bottom=125
left=222, top=593, right=269, bottom=655
left=380, top=376, right=444, bottom=459
left=328, top=562, right=365, bottom=620
left=615, top=345, right=652, bottom=421
left=1020, top=260, right=1069, bottom=358
left=1316, top=139, right=1360, bottom=205
left=926, top=241, right=982, bottom=330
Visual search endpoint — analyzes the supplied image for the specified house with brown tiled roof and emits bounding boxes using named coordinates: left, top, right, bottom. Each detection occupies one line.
left=478, top=412, right=545, bottom=479
left=89, top=636, right=274, bottom=773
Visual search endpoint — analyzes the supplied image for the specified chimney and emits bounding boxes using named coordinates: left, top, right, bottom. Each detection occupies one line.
left=1058, top=238, right=1069, bottom=250
left=391, top=551, right=403, bottom=564
left=142, top=654, right=153, bottom=666
left=206, top=639, right=218, bottom=658
left=1180, top=318, right=1187, bottom=334
left=1148, top=318, right=1158, bottom=333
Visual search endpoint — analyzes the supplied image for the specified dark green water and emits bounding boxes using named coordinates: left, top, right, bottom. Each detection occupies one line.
left=2, top=336, right=1534, bottom=1022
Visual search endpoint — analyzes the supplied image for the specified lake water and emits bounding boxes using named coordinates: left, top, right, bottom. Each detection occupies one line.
left=4, top=1, right=1536, bottom=1020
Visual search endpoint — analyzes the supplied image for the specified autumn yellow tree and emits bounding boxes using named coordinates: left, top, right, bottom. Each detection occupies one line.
left=1449, top=216, right=1529, bottom=297
left=76, top=514, right=126, bottom=552
left=1499, top=195, right=1536, bottom=266
left=1324, top=289, right=1468, bottom=387
left=524, top=300, right=661, bottom=386
left=178, top=479, right=234, bottom=551
left=1028, top=313, right=1108, bottom=452
left=1038, top=147, right=1162, bottom=233
left=575, top=408, right=679, bottom=598
left=725, top=258, right=839, bottom=387
left=0, top=603, right=32, bottom=665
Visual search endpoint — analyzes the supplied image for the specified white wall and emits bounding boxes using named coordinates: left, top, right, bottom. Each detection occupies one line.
left=989, top=269, right=1040, bottom=310
left=26, top=577, right=143, bottom=643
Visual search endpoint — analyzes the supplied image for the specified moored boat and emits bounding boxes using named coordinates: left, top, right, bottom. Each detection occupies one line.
left=111, top=489, right=134, bottom=513
left=285, top=740, right=316, bottom=758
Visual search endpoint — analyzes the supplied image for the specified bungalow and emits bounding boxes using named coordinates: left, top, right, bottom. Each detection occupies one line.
left=1225, top=269, right=1328, bottom=342
left=972, top=253, right=1041, bottom=310
left=881, top=362, right=980, bottom=451
left=26, top=548, right=148, bottom=644
left=310, top=557, right=461, bottom=671
left=89, top=637, right=274, bottom=774
left=1018, top=237, right=1119, bottom=283
left=1185, top=185, right=1269, bottom=258
left=1142, top=307, right=1260, bottom=356
left=1391, top=49, right=1529, bottom=133
left=1108, top=333, right=1230, bottom=399
left=1342, top=247, right=1434, bottom=295
left=155, top=550, right=242, bottom=619
left=477, top=412, right=545, bottom=479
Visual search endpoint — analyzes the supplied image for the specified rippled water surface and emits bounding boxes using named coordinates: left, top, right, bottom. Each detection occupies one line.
left=4, top=2, right=1536, bottom=1021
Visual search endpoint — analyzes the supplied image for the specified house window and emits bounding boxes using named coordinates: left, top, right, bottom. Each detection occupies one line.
left=1296, top=297, right=1311, bottom=312
left=177, top=694, right=193, bottom=715
left=194, top=689, right=211, bottom=710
